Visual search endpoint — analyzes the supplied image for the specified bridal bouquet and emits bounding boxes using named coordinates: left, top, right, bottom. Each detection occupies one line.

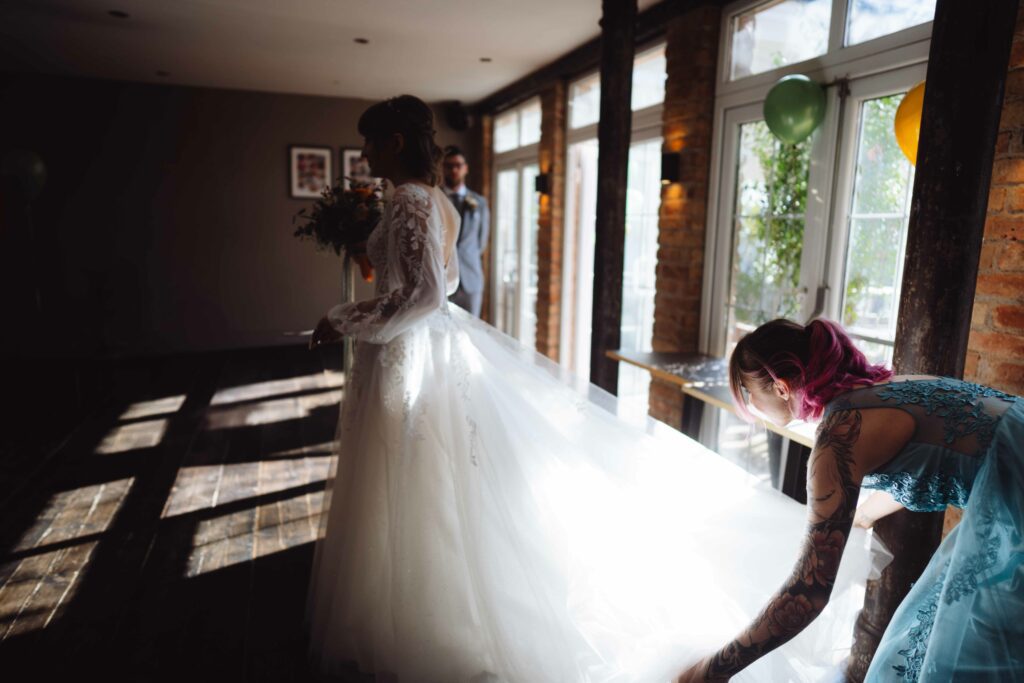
left=293, top=177, right=384, bottom=280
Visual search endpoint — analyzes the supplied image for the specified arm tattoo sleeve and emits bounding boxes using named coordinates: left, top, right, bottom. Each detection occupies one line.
left=705, top=409, right=863, bottom=680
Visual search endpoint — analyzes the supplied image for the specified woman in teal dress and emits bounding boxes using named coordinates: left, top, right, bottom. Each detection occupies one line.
left=675, top=317, right=1024, bottom=682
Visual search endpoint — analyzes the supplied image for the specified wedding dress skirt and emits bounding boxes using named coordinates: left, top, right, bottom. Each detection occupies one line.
left=304, top=305, right=886, bottom=683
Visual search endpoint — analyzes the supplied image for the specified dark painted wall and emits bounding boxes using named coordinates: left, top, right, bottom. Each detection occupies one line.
left=0, top=72, right=473, bottom=357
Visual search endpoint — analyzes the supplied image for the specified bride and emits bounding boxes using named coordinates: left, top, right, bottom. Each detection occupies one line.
left=303, top=94, right=884, bottom=683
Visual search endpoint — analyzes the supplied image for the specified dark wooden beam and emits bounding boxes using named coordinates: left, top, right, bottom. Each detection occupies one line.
left=589, top=0, right=637, bottom=394
left=472, top=0, right=711, bottom=115
left=847, top=0, right=1018, bottom=679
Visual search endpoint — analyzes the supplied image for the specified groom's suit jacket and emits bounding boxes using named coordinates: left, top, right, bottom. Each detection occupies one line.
left=445, top=187, right=490, bottom=316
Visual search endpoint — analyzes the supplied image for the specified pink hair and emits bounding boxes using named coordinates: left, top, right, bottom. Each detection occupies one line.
left=728, top=318, right=893, bottom=422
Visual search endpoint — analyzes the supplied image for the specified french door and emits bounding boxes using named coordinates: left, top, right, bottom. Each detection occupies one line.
left=493, top=162, right=540, bottom=348
left=705, top=62, right=927, bottom=479
left=709, top=62, right=927, bottom=364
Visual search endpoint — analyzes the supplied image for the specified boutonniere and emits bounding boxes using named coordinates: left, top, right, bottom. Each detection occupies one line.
left=464, top=195, right=479, bottom=210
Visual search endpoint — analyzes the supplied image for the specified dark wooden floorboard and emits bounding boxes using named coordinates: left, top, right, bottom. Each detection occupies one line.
left=0, top=344, right=364, bottom=681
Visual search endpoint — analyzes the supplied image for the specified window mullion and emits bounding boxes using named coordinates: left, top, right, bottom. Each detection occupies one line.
left=828, top=0, right=849, bottom=54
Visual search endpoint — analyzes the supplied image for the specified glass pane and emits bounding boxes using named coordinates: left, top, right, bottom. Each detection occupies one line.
left=570, top=73, right=601, bottom=129
left=564, top=139, right=600, bottom=374
left=841, top=93, right=915, bottom=356
left=730, top=0, right=831, bottom=80
left=726, top=120, right=812, bottom=348
left=618, top=137, right=663, bottom=418
left=846, top=0, right=936, bottom=46
left=571, top=44, right=668, bottom=129
left=852, top=338, right=893, bottom=366
left=631, top=45, right=667, bottom=111
left=519, top=99, right=542, bottom=147
left=716, top=414, right=773, bottom=483
left=494, top=111, right=519, bottom=153
left=520, top=164, right=541, bottom=350
left=495, top=169, right=520, bottom=336
left=720, top=119, right=811, bottom=486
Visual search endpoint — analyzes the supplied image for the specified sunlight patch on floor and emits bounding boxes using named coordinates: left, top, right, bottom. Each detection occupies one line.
left=209, top=371, right=344, bottom=407
left=0, top=478, right=134, bottom=638
left=204, top=390, right=342, bottom=430
left=119, top=394, right=187, bottom=420
left=185, top=489, right=326, bottom=577
left=94, top=418, right=169, bottom=454
left=161, top=456, right=333, bottom=518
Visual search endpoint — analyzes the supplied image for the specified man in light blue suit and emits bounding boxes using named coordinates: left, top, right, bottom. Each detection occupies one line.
left=442, top=146, right=490, bottom=318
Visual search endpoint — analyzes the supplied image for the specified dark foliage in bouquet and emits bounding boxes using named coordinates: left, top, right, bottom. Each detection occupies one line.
left=293, top=178, right=384, bottom=255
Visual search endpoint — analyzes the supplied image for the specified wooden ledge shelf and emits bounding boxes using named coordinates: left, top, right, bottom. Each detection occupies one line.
left=606, top=348, right=818, bottom=502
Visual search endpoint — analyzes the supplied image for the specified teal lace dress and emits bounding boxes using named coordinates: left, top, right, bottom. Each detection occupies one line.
left=822, top=378, right=1024, bottom=681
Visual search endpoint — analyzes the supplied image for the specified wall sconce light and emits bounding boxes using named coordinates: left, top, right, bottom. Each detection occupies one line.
left=535, top=172, right=551, bottom=195
left=661, top=151, right=681, bottom=185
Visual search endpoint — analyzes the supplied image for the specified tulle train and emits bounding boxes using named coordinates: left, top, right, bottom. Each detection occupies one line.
left=304, top=305, right=890, bottom=682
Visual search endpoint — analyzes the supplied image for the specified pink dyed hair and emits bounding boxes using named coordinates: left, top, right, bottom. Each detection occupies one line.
left=728, top=318, right=893, bottom=422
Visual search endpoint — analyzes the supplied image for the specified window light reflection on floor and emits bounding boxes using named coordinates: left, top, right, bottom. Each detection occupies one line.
left=94, top=418, right=169, bottom=454
left=161, top=455, right=333, bottom=518
left=204, top=390, right=342, bottom=430
left=119, top=394, right=187, bottom=420
left=185, top=489, right=325, bottom=577
left=1, top=478, right=134, bottom=636
left=209, top=371, right=344, bottom=407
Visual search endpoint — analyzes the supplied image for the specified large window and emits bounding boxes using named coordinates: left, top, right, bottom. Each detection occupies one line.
left=562, top=43, right=666, bottom=420
left=492, top=98, right=542, bottom=347
left=704, top=0, right=933, bottom=479
left=835, top=91, right=916, bottom=364
left=727, top=0, right=937, bottom=81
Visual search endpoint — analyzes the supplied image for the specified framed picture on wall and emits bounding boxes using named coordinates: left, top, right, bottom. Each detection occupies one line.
left=289, top=145, right=332, bottom=198
left=341, top=148, right=378, bottom=189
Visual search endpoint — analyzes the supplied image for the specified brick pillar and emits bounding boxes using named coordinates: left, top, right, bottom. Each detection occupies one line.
left=479, top=113, right=494, bottom=325
left=648, top=5, right=720, bottom=425
left=952, top=0, right=1024, bottom=536
left=969, top=2, right=1024, bottom=396
left=535, top=81, right=567, bottom=360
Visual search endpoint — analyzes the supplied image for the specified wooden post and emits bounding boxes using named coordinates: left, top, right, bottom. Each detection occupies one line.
left=589, top=0, right=636, bottom=394
left=846, top=0, right=1018, bottom=678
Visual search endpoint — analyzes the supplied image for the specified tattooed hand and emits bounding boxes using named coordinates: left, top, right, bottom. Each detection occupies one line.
left=701, top=408, right=865, bottom=679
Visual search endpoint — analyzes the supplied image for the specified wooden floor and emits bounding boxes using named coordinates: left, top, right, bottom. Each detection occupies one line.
left=0, top=344, right=371, bottom=682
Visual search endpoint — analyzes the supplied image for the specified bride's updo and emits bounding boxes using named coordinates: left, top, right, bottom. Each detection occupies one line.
left=728, top=318, right=894, bottom=421
left=358, top=95, right=443, bottom=186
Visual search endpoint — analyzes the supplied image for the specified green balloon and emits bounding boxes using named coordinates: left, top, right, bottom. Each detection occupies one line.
left=763, top=75, right=826, bottom=145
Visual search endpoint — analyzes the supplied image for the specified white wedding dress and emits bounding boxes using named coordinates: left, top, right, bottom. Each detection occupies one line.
left=303, top=181, right=887, bottom=683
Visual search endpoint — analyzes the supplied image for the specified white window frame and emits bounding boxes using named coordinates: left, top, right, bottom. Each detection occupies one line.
left=491, top=97, right=542, bottom=338
left=700, top=0, right=933, bottom=356
left=559, top=41, right=667, bottom=375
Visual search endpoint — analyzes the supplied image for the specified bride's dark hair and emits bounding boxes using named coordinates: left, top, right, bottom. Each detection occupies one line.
left=358, top=95, right=443, bottom=186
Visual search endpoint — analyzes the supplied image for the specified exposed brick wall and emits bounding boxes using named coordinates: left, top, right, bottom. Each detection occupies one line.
left=535, top=81, right=567, bottom=360
left=967, top=2, right=1024, bottom=397
left=648, top=5, right=721, bottom=425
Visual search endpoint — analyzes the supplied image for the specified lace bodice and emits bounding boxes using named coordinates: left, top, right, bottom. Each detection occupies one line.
left=326, top=183, right=461, bottom=344
left=823, top=378, right=1018, bottom=511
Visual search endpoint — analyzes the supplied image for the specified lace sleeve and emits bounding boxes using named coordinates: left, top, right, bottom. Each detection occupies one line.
left=325, top=188, right=445, bottom=344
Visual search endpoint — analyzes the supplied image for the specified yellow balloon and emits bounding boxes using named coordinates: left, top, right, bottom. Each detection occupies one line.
left=895, top=80, right=925, bottom=165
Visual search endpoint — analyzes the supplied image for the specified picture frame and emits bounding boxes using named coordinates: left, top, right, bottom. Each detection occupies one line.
left=341, top=148, right=378, bottom=189
left=289, top=145, right=333, bottom=198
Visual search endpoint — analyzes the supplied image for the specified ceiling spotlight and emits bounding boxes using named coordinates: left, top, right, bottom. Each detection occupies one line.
left=354, top=38, right=369, bottom=44
left=108, top=10, right=130, bottom=19
left=479, top=57, right=492, bottom=63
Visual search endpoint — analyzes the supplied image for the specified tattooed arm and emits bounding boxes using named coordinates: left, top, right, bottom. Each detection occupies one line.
left=676, top=408, right=865, bottom=682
